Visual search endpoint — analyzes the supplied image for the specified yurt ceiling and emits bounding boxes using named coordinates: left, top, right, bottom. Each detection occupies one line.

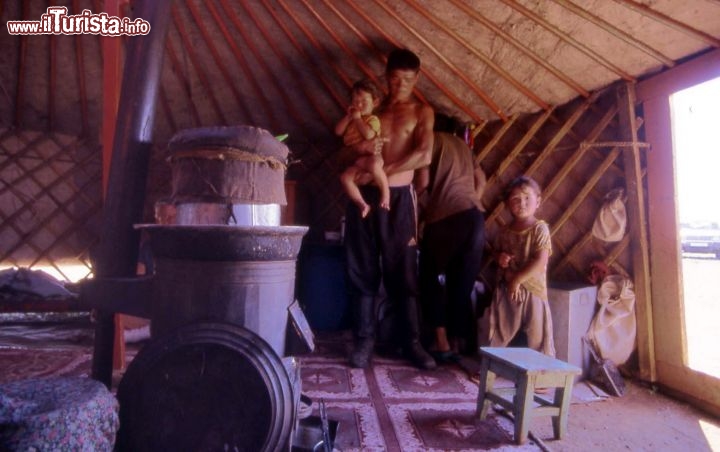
left=1, top=0, right=719, bottom=143
left=1, top=0, right=719, bottom=280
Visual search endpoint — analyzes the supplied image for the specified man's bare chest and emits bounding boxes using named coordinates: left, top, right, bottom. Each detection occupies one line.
left=380, top=109, right=418, bottom=137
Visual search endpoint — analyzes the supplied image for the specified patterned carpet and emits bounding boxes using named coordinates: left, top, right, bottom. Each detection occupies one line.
left=0, top=313, right=96, bottom=385
left=300, top=335, right=540, bottom=451
left=0, top=348, right=92, bottom=383
left=0, top=321, right=541, bottom=451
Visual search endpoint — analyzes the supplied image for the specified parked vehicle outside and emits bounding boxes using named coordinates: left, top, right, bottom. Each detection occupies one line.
left=681, top=222, right=720, bottom=258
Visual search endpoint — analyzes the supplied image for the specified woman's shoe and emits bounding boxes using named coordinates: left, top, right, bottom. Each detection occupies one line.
left=431, top=350, right=460, bottom=364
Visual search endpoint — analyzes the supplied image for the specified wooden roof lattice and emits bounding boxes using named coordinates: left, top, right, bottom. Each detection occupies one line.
left=0, top=0, right=718, bottom=282
left=2, top=0, right=718, bottom=141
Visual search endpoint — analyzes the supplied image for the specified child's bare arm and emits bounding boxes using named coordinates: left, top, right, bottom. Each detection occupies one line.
left=507, top=249, right=550, bottom=301
left=514, top=249, right=550, bottom=284
left=334, top=111, right=353, bottom=137
left=353, top=116, right=379, bottom=141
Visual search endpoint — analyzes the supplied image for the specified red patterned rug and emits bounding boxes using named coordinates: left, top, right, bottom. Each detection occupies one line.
left=0, top=324, right=541, bottom=451
left=300, top=336, right=541, bottom=451
left=0, top=348, right=92, bottom=384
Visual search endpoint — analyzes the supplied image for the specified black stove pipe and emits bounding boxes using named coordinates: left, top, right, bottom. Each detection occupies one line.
left=89, top=0, right=172, bottom=387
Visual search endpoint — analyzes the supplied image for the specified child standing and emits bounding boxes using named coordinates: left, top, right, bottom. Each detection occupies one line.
left=335, top=79, right=389, bottom=218
left=487, top=176, right=555, bottom=356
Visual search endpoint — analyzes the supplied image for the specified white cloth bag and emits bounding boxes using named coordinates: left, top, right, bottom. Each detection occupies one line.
left=592, top=188, right=627, bottom=242
left=586, top=274, right=637, bottom=365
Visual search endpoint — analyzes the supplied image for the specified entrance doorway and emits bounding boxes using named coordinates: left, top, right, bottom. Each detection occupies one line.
left=671, top=76, right=720, bottom=378
left=639, top=49, right=720, bottom=416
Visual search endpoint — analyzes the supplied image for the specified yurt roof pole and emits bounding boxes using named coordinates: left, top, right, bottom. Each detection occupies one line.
left=89, top=0, right=172, bottom=387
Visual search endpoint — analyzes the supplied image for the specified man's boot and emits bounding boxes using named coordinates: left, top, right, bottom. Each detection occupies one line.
left=403, top=298, right=437, bottom=370
left=406, top=340, right=436, bottom=370
left=350, top=337, right=374, bottom=368
left=349, top=296, right=375, bottom=368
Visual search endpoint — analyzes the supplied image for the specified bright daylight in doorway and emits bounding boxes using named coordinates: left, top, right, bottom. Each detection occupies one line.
left=671, top=75, right=720, bottom=379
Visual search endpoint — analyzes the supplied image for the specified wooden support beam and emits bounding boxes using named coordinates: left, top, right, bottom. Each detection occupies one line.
left=101, top=0, right=123, bottom=196
left=551, top=147, right=621, bottom=238
left=186, top=1, right=267, bottom=127
left=0, top=135, right=102, bottom=281
left=298, top=0, right=386, bottom=99
left=24, top=137, right=102, bottom=270
left=450, top=0, right=590, bottom=98
left=49, top=32, right=56, bottom=132
left=551, top=231, right=593, bottom=280
left=14, top=2, right=30, bottom=129
left=340, top=1, right=488, bottom=124
left=498, top=0, right=635, bottom=82
left=171, top=5, right=227, bottom=125
left=73, top=0, right=89, bottom=137
left=257, top=0, right=346, bottom=112
left=158, top=86, right=177, bottom=134
left=611, top=0, right=720, bottom=48
left=475, top=114, right=519, bottom=165
left=524, top=92, right=600, bottom=177
left=404, top=0, right=551, bottom=110
left=637, top=49, right=720, bottom=415
left=29, top=196, right=103, bottom=269
left=203, top=1, right=288, bottom=130
left=604, top=235, right=632, bottom=273
left=636, top=49, right=720, bottom=102
left=163, top=38, right=203, bottom=126
left=0, top=138, right=86, bottom=260
left=484, top=108, right=555, bottom=188
left=550, top=115, right=645, bottom=280
left=235, top=0, right=334, bottom=129
left=617, top=82, right=656, bottom=381
left=322, top=0, right=427, bottom=107
left=101, top=0, right=129, bottom=373
left=486, top=92, right=600, bottom=226
left=372, top=0, right=507, bottom=121
left=552, top=0, right=675, bottom=68
left=543, top=105, right=618, bottom=199
left=0, top=131, right=48, bottom=174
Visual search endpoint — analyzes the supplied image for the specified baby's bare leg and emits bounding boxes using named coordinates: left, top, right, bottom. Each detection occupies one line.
left=340, top=165, right=371, bottom=218
left=354, top=155, right=390, bottom=211
left=367, top=156, right=390, bottom=210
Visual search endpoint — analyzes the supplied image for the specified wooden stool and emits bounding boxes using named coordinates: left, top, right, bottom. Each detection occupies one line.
left=476, top=347, right=581, bottom=444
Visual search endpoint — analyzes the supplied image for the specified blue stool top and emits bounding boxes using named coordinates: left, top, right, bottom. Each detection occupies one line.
left=480, top=347, right=581, bottom=375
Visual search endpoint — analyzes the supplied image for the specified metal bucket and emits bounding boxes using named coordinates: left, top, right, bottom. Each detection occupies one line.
left=116, top=323, right=296, bottom=452
left=174, top=202, right=281, bottom=226
left=139, top=224, right=308, bottom=357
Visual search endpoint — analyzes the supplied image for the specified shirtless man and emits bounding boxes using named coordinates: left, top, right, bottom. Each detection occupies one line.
left=345, top=48, right=436, bottom=369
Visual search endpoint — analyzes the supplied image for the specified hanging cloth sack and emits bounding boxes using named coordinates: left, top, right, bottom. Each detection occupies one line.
left=586, top=274, right=637, bottom=366
left=592, top=188, right=627, bottom=242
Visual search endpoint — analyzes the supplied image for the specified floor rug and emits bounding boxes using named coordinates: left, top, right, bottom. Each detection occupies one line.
left=301, top=351, right=540, bottom=451
left=0, top=348, right=92, bottom=384
left=0, top=326, right=542, bottom=450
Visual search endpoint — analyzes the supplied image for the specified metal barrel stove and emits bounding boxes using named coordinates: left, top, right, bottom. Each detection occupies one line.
left=115, top=126, right=311, bottom=452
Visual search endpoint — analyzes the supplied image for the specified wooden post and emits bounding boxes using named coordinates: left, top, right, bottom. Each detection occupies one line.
left=102, top=0, right=124, bottom=197
left=616, top=82, right=656, bottom=381
left=102, top=0, right=127, bottom=373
